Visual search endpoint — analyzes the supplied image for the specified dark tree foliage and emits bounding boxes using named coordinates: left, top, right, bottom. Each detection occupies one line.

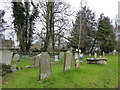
left=12, top=1, right=38, bottom=52
left=97, top=14, right=117, bottom=53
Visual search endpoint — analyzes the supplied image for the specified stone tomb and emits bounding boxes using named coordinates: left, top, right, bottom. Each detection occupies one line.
left=59, top=52, right=65, bottom=60
left=39, top=52, right=52, bottom=80
left=12, top=54, right=20, bottom=61
left=63, top=51, right=73, bottom=71
left=0, top=50, right=13, bottom=65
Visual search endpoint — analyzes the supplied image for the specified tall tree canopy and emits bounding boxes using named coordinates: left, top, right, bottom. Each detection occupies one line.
left=97, top=14, right=117, bottom=53
left=12, top=0, right=38, bottom=52
left=69, top=2, right=97, bottom=52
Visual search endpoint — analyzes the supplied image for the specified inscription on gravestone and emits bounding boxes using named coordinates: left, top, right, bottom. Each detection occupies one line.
left=63, top=51, right=73, bottom=71
left=39, top=52, right=51, bottom=80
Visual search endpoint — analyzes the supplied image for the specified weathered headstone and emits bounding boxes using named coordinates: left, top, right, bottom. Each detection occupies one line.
left=59, top=52, right=65, bottom=60
left=12, top=54, right=20, bottom=61
left=75, top=60, right=80, bottom=68
left=63, top=51, right=73, bottom=71
left=94, top=53, right=97, bottom=58
left=54, top=55, right=58, bottom=61
left=103, top=51, right=105, bottom=57
left=39, top=52, right=51, bottom=80
left=34, top=54, right=41, bottom=67
left=75, top=53, right=78, bottom=59
left=0, top=50, right=13, bottom=65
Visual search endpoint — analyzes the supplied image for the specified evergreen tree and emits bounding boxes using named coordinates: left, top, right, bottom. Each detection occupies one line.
left=69, top=4, right=97, bottom=52
left=97, top=14, right=117, bottom=53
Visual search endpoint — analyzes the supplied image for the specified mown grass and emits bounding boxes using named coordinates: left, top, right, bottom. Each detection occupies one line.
left=2, top=54, right=118, bottom=88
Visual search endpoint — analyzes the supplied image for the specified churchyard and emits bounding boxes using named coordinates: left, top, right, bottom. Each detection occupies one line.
left=1, top=51, right=118, bottom=88
left=0, top=0, right=119, bottom=89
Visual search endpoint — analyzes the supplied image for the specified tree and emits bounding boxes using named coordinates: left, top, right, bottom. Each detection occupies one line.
left=37, top=0, right=73, bottom=52
left=0, top=10, right=6, bottom=37
left=97, top=14, right=117, bottom=53
left=69, top=2, right=97, bottom=52
left=12, top=0, right=38, bottom=52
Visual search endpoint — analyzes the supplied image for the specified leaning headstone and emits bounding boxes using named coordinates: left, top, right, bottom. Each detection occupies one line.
left=12, top=54, right=20, bottom=61
left=59, top=52, right=65, bottom=60
left=75, top=53, right=79, bottom=59
left=75, top=60, right=80, bottom=68
left=34, top=54, right=41, bottom=67
left=39, top=52, right=51, bottom=80
left=94, top=53, right=97, bottom=58
left=63, top=51, right=73, bottom=71
left=54, top=55, right=58, bottom=61
left=0, top=50, right=13, bottom=65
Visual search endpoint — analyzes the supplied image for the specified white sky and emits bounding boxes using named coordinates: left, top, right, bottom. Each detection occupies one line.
left=69, top=0, right=119, bottom=20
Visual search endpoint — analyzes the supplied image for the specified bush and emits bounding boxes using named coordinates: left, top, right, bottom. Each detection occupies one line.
left=0, top=63, right=12, bottom=76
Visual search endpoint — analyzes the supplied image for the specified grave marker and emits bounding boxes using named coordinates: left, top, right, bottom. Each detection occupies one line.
left=39, top=52, right=51, bottom=80
left=34, top=54, right=41, bottom=67
left=0, top=50, right=13, bottom=65
left=12, top=54, right=20, bottom=61
left=59, top=52, right=65, bottom=60
left=75, top=53, right=78, bottom=59
left=63, top=51, right=73, bottom=71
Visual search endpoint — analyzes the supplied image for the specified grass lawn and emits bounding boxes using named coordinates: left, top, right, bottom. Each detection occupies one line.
left=2, top=54, right=118, bottom=88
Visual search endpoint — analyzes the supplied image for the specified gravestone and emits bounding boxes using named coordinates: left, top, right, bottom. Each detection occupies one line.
left=103, top=51, right=105, bottom=57
left=12, top=54, right=20, bottom=61
left=54, top=55, right=58, bottom=61
left=34, top=54, right=41, bottom=67
left=0, top=50, right=13, bottom=65
left=59, top=52, right=65, bottom=60
left=75, top=53, right=78, bottom=59
left=39, top=52, right=51, bottom=80
left=94, top=53, right=97, bottom=58
left=63, top=51, right=73, bottom=71
left=75, top=60, right=80, bottom=68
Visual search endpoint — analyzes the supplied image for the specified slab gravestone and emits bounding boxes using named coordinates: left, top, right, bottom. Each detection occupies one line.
left=34, top=54, right=41, bottom=67
left=39, top=52, right=51, bottom=80
left=54, top=55, right=58, bottom=61
left=59, top=52, right=65, bottom=60
left=0, top=50, right=13, bottom=65
left=12, top=54, right=20, bottom=61
left=63, top=51, right=73, bottom=71
left=75, top=53, right=78, bottom=59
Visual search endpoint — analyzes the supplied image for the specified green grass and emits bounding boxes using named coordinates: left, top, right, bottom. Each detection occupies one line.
left=2, top=54, right=118, bottom=88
